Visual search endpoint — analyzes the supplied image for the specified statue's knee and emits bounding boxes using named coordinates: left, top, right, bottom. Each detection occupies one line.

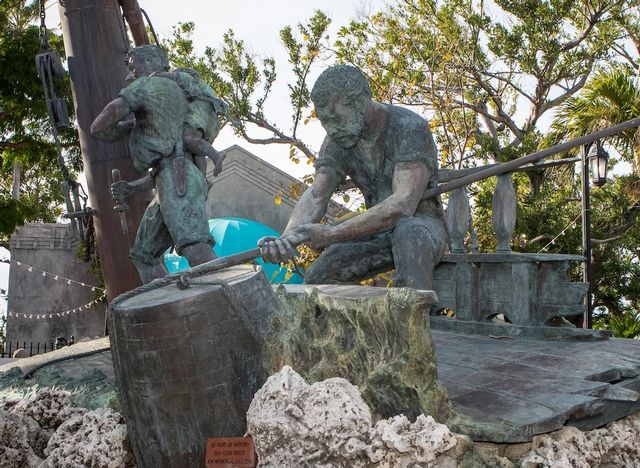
left=395, top=217, right=446, bottom=249
left=131, top=256, right=168, bottom=284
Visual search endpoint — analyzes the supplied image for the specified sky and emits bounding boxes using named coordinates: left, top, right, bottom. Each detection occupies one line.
left=0, top=0, right=381, bottom=316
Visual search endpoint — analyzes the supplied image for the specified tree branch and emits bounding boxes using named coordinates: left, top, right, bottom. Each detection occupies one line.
left=243, top=115, right=316, bottom=159
left=480, top=69, right=535, bottom=103
left=592, top=235, right=622, bottom=245
left=534, top=64, right=593, bottom=120
left=468, top=69, right=524, bottom=140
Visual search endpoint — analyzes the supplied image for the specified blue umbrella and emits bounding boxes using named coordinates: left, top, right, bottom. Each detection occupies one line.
left=163, top=217, right=303, bottom=284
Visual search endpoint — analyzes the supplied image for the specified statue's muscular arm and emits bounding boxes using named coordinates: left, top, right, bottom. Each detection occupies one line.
left=259, top=161, right=430, bottom=263
left=90, top=97, right=133, bottom=140
left=259, top=166, right=339, bottom=263
left=299, top=160, right=431, bottom=248
left=91, top=97, right=151, bottom=200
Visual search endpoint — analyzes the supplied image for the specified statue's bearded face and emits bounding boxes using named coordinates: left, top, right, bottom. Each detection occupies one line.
left=315, top=93, right=367, bottom=149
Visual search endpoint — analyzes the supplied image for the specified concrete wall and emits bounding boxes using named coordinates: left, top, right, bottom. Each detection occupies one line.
left=6, top=223, right=106, bottom=344
left=205, top=145, right=348, bottom=233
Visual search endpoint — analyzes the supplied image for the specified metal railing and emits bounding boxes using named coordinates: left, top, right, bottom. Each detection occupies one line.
left=1, top=340, right=56, bottom=358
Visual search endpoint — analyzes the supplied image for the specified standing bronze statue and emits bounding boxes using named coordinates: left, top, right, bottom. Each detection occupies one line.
left=260, top=65, right=447, bottom=289
left=91, top=46, right=226, bottom=283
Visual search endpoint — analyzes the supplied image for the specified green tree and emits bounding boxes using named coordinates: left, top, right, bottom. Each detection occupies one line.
left=334, top=0, right=633, bottom=191
left=550, top=64, right=640, bottom=171
left=163, top=11, right=331, bottom=168
left=0, top=0, right=79, bottom=244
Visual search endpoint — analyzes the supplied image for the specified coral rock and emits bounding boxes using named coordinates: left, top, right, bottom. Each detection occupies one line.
left=12, top=388, right=85, bottom=429
left=42, top=407, right=132, bottom=468
left=0, top=409, right=42, bottom=468
left=247, top=366, right=464, bottom=468
left=247, top=366, right=374, bottom=467
left=520, top=412, right=640, bottom=468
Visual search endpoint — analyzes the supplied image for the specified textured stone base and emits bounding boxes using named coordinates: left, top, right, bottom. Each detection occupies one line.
left=0, top=389, right=134, bottom=468
left=270, top=284, right=450, bottom=422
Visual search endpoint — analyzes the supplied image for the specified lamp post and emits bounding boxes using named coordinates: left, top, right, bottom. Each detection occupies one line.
left=581, top=140, right=609, bottom=329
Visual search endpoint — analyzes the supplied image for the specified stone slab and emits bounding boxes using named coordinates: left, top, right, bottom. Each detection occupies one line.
left=0, top=336, right=110, bottom=376
left=432, top=329, right=640, bottom=442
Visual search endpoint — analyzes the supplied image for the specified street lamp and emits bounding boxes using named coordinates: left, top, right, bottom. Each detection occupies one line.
left=582, top=139, right=609, bottom=329
left=588, top=141, right=610, bottom=187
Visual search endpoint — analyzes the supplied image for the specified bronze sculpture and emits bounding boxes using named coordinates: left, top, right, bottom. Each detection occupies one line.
left=91, top=46, right=225, bottom=283
left=260, top=65, right=447, bottom=289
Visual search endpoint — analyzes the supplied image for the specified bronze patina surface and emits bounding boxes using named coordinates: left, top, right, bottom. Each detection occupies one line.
left=91, top=46, right=226, bottom=284
left=260, top=65, right=447, bottom=290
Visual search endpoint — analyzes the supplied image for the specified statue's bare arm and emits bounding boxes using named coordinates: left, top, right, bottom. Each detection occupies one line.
left=91, top=97, right=149, bottom=200
left=283, top=167, right=339, bottom=234
left=90, top=97, right=133, bottom=140
left=259, top=166, right=339, bottom=263
left=298, top=160, right=431, bottom=248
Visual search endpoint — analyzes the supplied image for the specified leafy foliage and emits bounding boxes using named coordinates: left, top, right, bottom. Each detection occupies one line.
left=550, top=64, right=640, bottom=170
left=0, top=0, right=80, bottom=242
left=163, top=11, right=331, bottom=162
left=595, top=309, right=640, bottom=338
left=335, top=0, right=633, bottom=190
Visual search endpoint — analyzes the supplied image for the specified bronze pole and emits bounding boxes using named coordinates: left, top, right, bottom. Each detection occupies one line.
left=422, top=117, right=640, bottom=200
left=59, top=0, right=151, bottom=301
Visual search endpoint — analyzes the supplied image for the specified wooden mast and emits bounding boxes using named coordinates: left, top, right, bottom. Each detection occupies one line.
left=58, top=0, right=151, bottom=300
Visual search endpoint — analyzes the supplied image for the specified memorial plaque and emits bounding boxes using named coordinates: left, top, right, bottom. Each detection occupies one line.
left=206, top=437, right=257, bottom=468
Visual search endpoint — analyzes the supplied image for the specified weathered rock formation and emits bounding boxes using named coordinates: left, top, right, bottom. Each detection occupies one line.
left=247, top=366, right=474, bottom=467
left=247, top=366, right=640, bottom=468
left=42, top=407, right=132, bottom=468
left=0, top=389, right=134, bottom=468
left=519, top=416, right=640, bottom=467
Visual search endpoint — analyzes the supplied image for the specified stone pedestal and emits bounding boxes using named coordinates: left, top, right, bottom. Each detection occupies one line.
left=270, top=285, right=450, bottom=422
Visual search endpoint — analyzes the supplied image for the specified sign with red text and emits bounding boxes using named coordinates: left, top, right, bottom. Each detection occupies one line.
left=206, top=437, right=257, bottom=468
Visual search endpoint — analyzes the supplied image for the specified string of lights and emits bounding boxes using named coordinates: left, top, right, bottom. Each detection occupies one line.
left=6, top=293, right=106, bottom=320
left=537, top=213, right=582, bottom=253
left=10, top=260, right=105, bottom=292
